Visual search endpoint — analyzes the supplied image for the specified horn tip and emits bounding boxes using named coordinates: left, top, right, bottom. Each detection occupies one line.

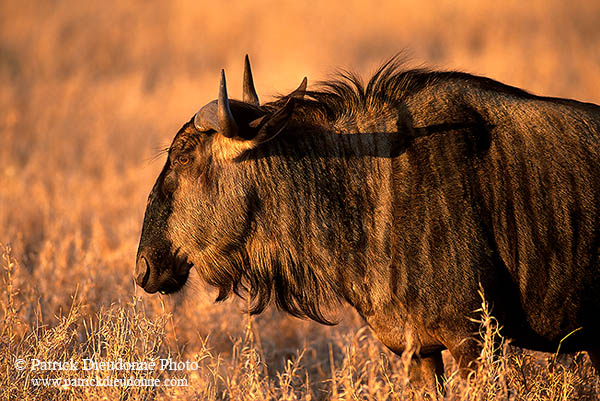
left=244, top=55, right=251, bottom=74
left=243, top=56, right=260, bottom=106
left=219, top=70, right=227, bottom=89
left=243, top=56, right=252, bottom=77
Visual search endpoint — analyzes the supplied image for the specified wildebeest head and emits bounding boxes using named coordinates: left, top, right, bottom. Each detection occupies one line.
left=135, top=55, right=307, bottom=295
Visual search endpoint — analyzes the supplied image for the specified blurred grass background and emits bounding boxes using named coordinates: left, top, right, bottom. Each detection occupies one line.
left=1, top=0, right=600, bottom=399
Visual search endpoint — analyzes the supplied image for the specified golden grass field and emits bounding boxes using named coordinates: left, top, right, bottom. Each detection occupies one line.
left=1, top=0, right=600, bottom=399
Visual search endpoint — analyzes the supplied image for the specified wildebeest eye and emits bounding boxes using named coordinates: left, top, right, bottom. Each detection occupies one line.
left=177, top=155, right=190, bottom=165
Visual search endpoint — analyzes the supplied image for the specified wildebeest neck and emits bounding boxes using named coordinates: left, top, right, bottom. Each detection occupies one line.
left=227, top=127, right=395, bottom=322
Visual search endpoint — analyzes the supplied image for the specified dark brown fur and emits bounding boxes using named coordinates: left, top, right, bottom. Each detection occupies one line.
left=136, top=58, right=600, bottom=390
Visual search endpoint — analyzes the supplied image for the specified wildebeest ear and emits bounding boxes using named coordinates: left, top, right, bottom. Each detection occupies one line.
left=201, top=75, right=307, bottom=160
left=245, top=77, right=307, bottom=147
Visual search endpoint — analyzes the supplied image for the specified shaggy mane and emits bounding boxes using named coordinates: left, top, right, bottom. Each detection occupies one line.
left=268, top=56, right=532, bottom=128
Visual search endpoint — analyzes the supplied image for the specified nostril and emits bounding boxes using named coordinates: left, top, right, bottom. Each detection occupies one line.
left=135, top=256, right=150, bottom=288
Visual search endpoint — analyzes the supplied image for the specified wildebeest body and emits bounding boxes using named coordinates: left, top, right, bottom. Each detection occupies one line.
left=382, top=77, right=600, bottom=355
left=136, top=58, right=600, bottom=386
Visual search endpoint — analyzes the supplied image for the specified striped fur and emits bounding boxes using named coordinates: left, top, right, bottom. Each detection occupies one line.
left=137, top=58, right=600, bottom=384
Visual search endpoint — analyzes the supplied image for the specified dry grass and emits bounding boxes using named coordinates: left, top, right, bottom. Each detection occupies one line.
left=1, top=1, right=599, bottom=399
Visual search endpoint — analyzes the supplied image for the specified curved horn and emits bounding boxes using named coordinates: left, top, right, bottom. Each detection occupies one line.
left=218, top=70, right=238, bottom=138
left=243, top=55, right=260, bottom=106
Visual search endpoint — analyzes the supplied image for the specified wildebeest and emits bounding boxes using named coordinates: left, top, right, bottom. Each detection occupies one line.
left=136, top=55, right=600, bottom=389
